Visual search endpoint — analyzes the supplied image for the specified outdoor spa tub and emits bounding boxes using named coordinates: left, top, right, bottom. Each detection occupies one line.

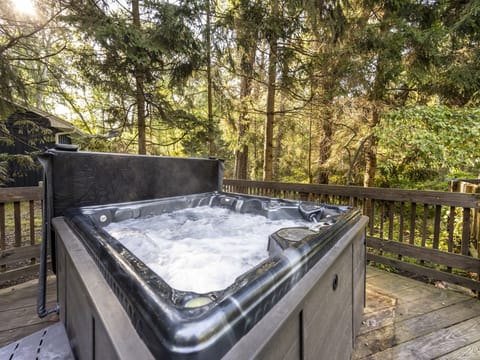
left=38, top=148, right=367, bottom=360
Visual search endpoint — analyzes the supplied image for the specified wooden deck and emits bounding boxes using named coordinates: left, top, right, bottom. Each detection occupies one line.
left=0, top=277, right=58, bottom=348
left=354, top=267, right=480, bottom=359
left=0, top=268, right=479, bottom=359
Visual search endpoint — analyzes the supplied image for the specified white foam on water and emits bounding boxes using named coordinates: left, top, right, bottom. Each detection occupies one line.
left=104, top=206, right=309, bottom=293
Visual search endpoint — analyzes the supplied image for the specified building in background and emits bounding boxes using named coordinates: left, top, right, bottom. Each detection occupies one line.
left=0, top=98, right=84, bottom=187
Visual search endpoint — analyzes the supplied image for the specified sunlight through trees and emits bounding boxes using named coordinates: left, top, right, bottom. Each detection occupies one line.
left=1, top=0, right=479, bottom=188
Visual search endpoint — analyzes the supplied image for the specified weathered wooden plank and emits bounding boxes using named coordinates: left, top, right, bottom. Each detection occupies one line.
left=367, top=316, right=480, bottom=360
left=0, top=203, right=5, bottom=251
left=367, top=237, right=480, bottom=273
left=358, top=281, right=472, bottom=341
left=354, top=266, right=478, bottom=359
left=436, top=340, right=480, bottom=360
left=368, top=200, right=375, bottom=236
left=379, top=202, right=385, bottom=239
left=0, top=187, right=42, bottom=203
left=453, top=179, right=480, bottom=187
left=448, top=206, right=455, bottom=253
left=367, top=253, right=480, bottom=292
left=388, top=201, right=394, bottom=241
left=29, top=200, right=35, bottom=246
left=475, top=209, right=480, bottom=256
left=13, top=202, right=21, bottom=247
left=462, top=208, right=471, bottom=256
left=0, top=262, right=50, bottom=285
left=357, top=287, right=397, bottom=335
left=409, top=202, right=416, bottom=245
left=0, top=277, right=56, bottom=312
left=0, top=304, right=58, bottom=332
left=433, top=205, right=441, bottom=249
left=354, top=299, right=480, bottom=358
left=399, top=202, right=405, bottom=243
left=369, top=269, right=470, bottom=306
left=362, top=288, right=396, bottom=315
left=0, top=245, right=41, bottom=266
left=363, top=271, right=420, bottom=295
left=393, top=286, right=472, bottom=323
left=365, top=266, right=384, bottom=279
left=222, top=180, right=480, bottom=208
left=421, top=204, right=428, bottom=248
left=0, top=276, right=57, bottom=348
left=358, top=306, right=396, bottom=337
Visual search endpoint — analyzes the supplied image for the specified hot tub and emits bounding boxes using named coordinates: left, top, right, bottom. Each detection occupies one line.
left=39, top=148, right=367, bottom=360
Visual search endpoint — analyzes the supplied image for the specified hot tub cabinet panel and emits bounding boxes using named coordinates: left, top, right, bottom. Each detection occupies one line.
left=223, top=216, right=367, bottom=360
left=53, top=215, right=367, bottom=360
left=40, top=150, right=367, bottom=360
left=303, top=246, right=353, bottom=358
left=54, top=218, right=154, bottom=360
left=352, top=221, right=366, bottom=340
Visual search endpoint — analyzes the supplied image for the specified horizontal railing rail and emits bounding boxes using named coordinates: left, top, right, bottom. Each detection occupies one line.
left=2, top=181, right=480, bottom=294
left=223, top=179, right=480, bottom=294
left=0, top=186, right=43, bottom=287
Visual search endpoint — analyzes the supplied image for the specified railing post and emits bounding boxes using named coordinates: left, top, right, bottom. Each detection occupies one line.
left=450, top=180, right=480, bottom=258
left=14, top=201, right=21, bottom=247
left=462, top=208, right=471, bottom=256
left=299, top=192, right=309, bottom=201
left=0, top=203, right=5, bottom=251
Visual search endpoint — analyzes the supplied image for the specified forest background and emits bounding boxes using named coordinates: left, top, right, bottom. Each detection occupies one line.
left=1, top=0, right=479, bottom=190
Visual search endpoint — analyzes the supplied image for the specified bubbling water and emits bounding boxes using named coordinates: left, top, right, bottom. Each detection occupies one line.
left=104, top=206, right=310, bottom=293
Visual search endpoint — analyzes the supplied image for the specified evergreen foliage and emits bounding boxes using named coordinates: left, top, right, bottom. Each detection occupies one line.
left=0, top=0, right=479, bottom=188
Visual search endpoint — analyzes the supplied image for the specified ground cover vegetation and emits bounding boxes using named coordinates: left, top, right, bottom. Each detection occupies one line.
left=1, top=0, right=479, bottom=188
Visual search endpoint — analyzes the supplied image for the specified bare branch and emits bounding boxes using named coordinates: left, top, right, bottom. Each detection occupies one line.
left=0, top=7, right=66, bottom=54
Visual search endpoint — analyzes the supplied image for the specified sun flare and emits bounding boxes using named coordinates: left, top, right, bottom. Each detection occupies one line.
left=12, top=0, right=37, bottom=17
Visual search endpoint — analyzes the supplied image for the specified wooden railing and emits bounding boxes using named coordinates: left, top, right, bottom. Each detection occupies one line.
left=2, top=181, right=479, bottom=294
left=450, top=179, right=480, bottom=257
left=0, top=186, right=43, bottom=287
left=223, top=179, right=480, bottom=293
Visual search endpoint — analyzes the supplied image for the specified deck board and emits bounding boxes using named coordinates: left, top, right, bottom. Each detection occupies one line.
left=436, top=339, right=480, bottom=360
left=0, top=277, right=58, bottom=348
left=365, top=316, right=480, bottom=360
left=353, top=268, right=480, bottom=360
left=0, top=267, right=478, bottom=359
left=0, top=277, right=56, bottom=312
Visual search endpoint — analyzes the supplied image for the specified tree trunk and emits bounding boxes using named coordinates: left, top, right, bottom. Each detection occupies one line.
left=252, top=116, right=259, bottom=179
left=363, top=3, right=392, bottom=187
left=263, top=57, right=275, bottom=180
left=234, top=143, right=249, bottom=179
left=206, top=0, right=216, bottom=156
left=263, top=0, right=278, bottom=181
left=308, top=115, right=313, bottom=183
left=363, top=107, right=380, bottom=187
left=273, top=98, right=285, bottom=180
left=135, top=72, right=146, bottom=155
left=234, top=86, right=249, bottom=180
left=233, top=1, right=258, bottom=180
left=234, top=48, right=256, bottom=179
left=132, top=0, right=146, bottom=155
left=317, top=109, right=333, bottom=184
left=252, top=43, right=266, bottom=180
